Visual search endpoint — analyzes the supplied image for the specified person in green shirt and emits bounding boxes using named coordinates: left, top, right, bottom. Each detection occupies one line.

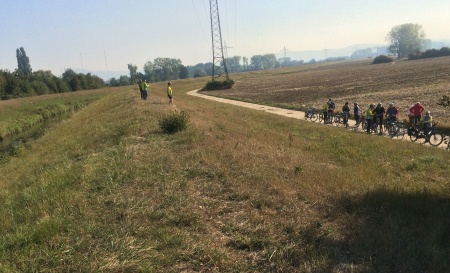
left=366, top=104, right=375, bottom=133
left=167, top=82, right=173, bottom=105
left=142, top=80, right=149, bottom=100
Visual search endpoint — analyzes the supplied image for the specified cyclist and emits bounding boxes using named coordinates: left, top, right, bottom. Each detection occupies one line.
left=385, top=102, right=398, bottom=122
left=342, top=102, right=350, bottom=126
left=422, top=110, right=433, bottom=136
left=366, top=104, right=375, bottom=134
left=373, top=103, right=385, bottom=134
left=353, top=102, right=360, bottom=126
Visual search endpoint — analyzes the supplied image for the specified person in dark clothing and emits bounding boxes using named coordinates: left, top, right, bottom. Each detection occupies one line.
left=342, top=102, right=350, bottom=126
left=373, top=103, right=385, bottom=134
left=138, top=79, right=144, bottom=99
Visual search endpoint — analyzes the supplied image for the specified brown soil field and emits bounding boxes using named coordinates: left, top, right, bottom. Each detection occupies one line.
left=203, top=56, right=450, bottom=128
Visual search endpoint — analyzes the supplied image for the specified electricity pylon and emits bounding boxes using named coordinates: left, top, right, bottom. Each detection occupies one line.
left=209, top=0, right=229, bottom=81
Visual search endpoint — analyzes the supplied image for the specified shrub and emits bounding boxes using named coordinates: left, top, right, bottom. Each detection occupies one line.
left=372, top=55, right=394, bottom=64
left=158, top=110, right=189, bottom=134
left=203, top=79, right=235, bottom=91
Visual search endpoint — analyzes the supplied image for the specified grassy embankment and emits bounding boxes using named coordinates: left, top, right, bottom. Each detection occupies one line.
left=0, top=74, right=449, bottom=272
left=0, top=89, right=112, bottom=150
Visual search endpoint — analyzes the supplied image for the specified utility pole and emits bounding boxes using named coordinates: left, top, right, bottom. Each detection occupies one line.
left=280, top=46, right=290, bottom=66
left=224, top=41, right=233, bottom=72
left=223, top=41, right=233, bottom=59
left=209, top=0, right=229, bottom=81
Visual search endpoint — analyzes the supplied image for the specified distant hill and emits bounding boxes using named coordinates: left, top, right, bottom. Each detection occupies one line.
left=278, top=41, right=450, bottom=62
left=276, top=44, right=385, bottom=62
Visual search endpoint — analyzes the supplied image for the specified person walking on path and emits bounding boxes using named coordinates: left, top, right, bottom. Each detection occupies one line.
left=138, top=79, right=144, bottom=99
left=142, top=80, right=149, bottom=100
left=167, top=82, right=173, bottom=105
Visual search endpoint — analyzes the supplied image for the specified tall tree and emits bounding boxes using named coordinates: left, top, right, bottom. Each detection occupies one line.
left=178, top=65, right=189, bottom=79
left=262, top=54, right=279, bottom=69
left=242, top=57, right=249, bottom=71
left=386, top=23, right=425, bottom=59
left=250, top=55, right=263, bottom=70
left=127, top=64, right=138, bottom=84
left=16, top=47, right=32, bottom=75
left=143, top=61, right=155, bottom=82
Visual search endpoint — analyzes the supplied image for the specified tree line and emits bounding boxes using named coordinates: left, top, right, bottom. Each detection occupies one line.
left=114, top=54, right=305, bottom=87
left=1, top=47, right=105, bottom=100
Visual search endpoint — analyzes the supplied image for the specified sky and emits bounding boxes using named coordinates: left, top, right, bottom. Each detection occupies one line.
left=1, top=0, right=450, bottom=79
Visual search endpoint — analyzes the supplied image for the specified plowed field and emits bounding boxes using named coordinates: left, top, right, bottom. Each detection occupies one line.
left=203, top=57, right=450, bottom=126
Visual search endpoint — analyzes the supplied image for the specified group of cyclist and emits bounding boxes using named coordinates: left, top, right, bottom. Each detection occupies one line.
left=323, top=99, right=434, bottom=135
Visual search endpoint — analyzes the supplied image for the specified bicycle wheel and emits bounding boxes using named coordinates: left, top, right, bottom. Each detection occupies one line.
left=387, top=124, right=397, bottom=137
left=396, top=130, right=405, bottom=140
left=410, top=130, right=426, bottom=143
left=362, top=121, right=367, bottom=130
left=319, top=114, right=323, bottom=122
left=428, top=132, right=444, bottom=146
left=409, top=129, right=418, bottom=142
left=311, top=113, right=318, bottom=122
left=334, top=116, right=341, bottom=126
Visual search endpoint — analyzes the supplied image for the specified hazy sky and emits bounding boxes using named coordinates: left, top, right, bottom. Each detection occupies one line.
left=1, top=0, right=449, bottom=77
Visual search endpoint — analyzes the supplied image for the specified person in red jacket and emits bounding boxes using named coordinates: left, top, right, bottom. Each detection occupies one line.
left=385, top=102, right=399, bottom=122
left=410, top=102, right=425, bottom=127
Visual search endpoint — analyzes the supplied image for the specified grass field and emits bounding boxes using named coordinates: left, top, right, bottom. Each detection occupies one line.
left=0, top=65, right=449, bottom=272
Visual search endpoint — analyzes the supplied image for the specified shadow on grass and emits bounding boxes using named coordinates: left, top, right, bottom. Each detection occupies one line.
left=321, top=186, right=450, bottom=272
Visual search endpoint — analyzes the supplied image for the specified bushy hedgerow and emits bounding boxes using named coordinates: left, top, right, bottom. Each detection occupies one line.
left=372, top=55, right=394, bottom=64
left=158, top=110, right=189, bottom=134
left=409, top=47, right=450, bottom=60
left=203, top=79, right=235, bottom=91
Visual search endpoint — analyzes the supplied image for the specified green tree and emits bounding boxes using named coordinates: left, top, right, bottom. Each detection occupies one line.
left=16, top=47, right=32, bottom=75
left=128, top=63, right=138, bottom=84
left=193, top=67, right=207, bottom=78
left=386, top=23, right=425, bottom=59
left=262, top=54, right=279, bottom=69
left=250, top=55, right=263, bottom=70
left=178, top=65, right=189, bottom=79
left=143, top=61, right=155, bottom=82
left=242, top=57, right=249, bottom=71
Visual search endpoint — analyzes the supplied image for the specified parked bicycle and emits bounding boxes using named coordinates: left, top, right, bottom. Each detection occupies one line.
left=387, top=120, right=406, bottom=140
left=304, top=107, right=318, bottom=122
left=408, top=122, right=444, bottom=146
left=319, top=110, right=333, bottom=124
left=333, top=111, right=349, bottom=128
